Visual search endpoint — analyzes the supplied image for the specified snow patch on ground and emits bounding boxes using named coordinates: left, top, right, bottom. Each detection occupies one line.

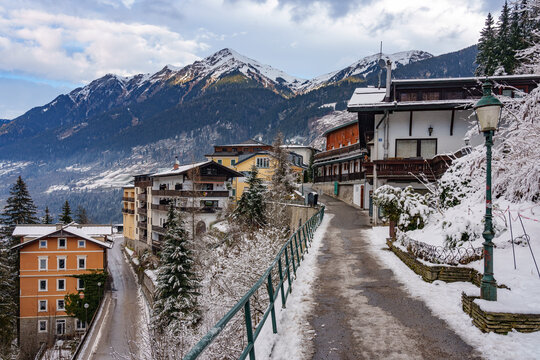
left=370, top=226, right=540, bottom=360
left=255, top=213, right=334, bottom=360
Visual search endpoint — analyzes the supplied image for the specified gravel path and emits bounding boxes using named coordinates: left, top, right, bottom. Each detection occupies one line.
left=307, top=195, right=481, bottom=360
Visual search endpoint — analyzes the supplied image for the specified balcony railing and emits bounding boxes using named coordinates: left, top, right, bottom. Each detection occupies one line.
left=152, top=190, right=230, bottom=197
left=138, top=194, right=147, bottom=201
left=152, top=225, right=166, bottom=234
left=314, top=142, right=363, bottom=161
left=314, top=172, right=363, bottom=183
left=363, top=154, right=453, bottom=181
left=137, top=221, right=147, bottom=229
left=151, top=204, right=222, bottom=213
left=122, top=208, right=134, bottom=215
left=122, top=196, right=135, bottom=202
left=138, top=207, right=147, bottom=215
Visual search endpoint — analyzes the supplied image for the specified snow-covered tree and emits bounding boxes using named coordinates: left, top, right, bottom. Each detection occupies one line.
left=234, top=165, right=266, bottom=227
left=269, top=133, right=296, bottom=200
left=42, top=206, right=53, bottom=224
left=59, top=200, right=72, bottom=224
left=516, top=0, right=540, bottom=73
left=0, top=176, right=38, bottom=357
left=153, top=205, right=200, bottom=334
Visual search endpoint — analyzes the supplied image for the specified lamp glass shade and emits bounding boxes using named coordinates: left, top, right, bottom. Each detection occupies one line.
left=475, top=104, right=501, bottom=132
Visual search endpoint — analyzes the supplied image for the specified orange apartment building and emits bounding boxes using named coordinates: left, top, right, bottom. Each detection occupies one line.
left=12, top=224, right=113, bottom=357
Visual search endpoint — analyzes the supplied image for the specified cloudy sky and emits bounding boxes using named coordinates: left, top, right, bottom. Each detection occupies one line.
left=0, top=0, right=505, bottom=119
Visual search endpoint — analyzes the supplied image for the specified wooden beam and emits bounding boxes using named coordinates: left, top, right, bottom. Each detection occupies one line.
left=409, top=111, right=413, bottom=137
left=450, top=109, right=455, bottom=136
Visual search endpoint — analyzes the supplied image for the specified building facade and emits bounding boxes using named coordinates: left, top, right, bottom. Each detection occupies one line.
left=343, top=74, right=540, bottom=220
left=12, top=224, right=113, bottom=357
left=122, top=186, right=136, bottom=249
left=130, top=160, right=242, bottom=254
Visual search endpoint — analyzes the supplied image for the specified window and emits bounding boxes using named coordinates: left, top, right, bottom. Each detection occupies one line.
left=231, top=159, right=236, bottom=165
left=395, top=139, right=437, bottom=159
left=57, top=256, right=66, bottom=270
left=217, top=159, right=222, bottom=165
left=400, top=92, right=418, bottom=101
left=232, top=148, right=237, bottom=152
left=201, top=183, right=213, bottom=191
left=77, top=256, right=86, bottom=270
left=38, top=300, right=47, bottom=312
left=76, top=319, right=86, bottom=330
left=56, top=299, right=65, bottom=311
left=77, top=278, right=85, bottom=290
left=422, top=91, right=441, bottom=101
left=39, top=240, right=47, bottom=249
left=78, top=240, right=86, bottom=248
left=174, top=183, right=182, bottom=190
left=38, top=320, right=47, bottom=333
left=58, top=238, right=66, bottom=249
left=56, top=320, right=65, bottom=335
left=232, top=189, right=236, bottom=197
left=39, top=257, right=48, bottom=271
left=200, top=200, right=218, bottom=208
left=57, top=279, right=65, bottom=291
left=256, top=157, right=269, bottom=168
left=39, top=279, right=48, bottom=292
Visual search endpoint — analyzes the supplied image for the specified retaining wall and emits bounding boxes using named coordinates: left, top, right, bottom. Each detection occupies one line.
left=462, top=293, right=540, bottom=334
left=312, top=182, right=356, bottom=207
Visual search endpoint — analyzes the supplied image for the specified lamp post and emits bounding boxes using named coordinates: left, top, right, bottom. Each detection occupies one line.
left=474, top=79, right=503, bottom=301
left=84, top=302, right=89, bottom=329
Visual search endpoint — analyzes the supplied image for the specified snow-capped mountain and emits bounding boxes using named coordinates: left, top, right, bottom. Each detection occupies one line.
left=0, top=45, right=478, bottom=222
left=301, top=50, right=433, bottom=91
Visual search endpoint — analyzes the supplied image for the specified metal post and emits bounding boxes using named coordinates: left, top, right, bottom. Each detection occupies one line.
left=289, top=241, right=296, bottom=277
left=293, top=233, right=301, bottom=265
left=244, top=300, right=256, bottom=360
left=278, top=258, right=286, bottom=307
left=284, top=247, right=293, bottom=293
left=267, top=274, right=277, bottom=334
left=481, top=130, right=497, bottom=301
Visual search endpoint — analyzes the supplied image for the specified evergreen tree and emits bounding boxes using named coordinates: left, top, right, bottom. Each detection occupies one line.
left=59, top=200, right=73, bottom=224
left=516, top=0, right=540, bottom=73
left=476, top=13, right=498, bottom=76
left=234, top=166, right=266, bottom=226
left=42, top=206, right=53, bottom=224
left=153, top=205, right=200, bottom=333
left=75, top=205, right=90, bottom=224
left=495, top=1, right=515, bottom=74
left=1, top=176, right=38, bottom=232
left=0, top=176, right=38, bottom=356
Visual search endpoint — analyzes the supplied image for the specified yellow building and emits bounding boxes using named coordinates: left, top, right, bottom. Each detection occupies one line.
left=233, top=151, right=305, bottom=200
left=122, top=186, right=136, bottom=249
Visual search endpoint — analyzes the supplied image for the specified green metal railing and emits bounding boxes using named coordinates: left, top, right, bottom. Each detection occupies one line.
left=184, top=206, right=325, bottom=360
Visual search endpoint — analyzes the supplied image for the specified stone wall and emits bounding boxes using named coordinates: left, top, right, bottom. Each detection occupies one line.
left=19, top=316, right=76, bottom=359
left=386, top=239, right=483, bottom=285
left=312, top=182, right=355, bottom=207
left=462, top=293, right=540, bottom=334
left=288, top=204, right=320, bottom=232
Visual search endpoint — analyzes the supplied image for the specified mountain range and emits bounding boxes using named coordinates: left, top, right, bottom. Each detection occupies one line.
left=0, top=44, right=478, bottom=222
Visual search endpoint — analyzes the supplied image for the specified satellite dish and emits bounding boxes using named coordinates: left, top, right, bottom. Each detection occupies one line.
left=378, top=58, right=386, bottom=69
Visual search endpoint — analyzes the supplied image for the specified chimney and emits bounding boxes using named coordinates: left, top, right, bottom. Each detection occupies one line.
left=173, top=156, right=179, bottom=170
left=385, top=59, right=392, bottom=100
left=56, top=223, right=63, bottom=230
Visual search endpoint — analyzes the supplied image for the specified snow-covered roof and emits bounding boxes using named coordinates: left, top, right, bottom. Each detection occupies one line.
left=12, top=224, right=113, bottom=249
left=348, top=99, right=475, bottom=112
left=392, top=74, right=540, bottom=85
left=151, top=161, right=210, bottom=177
left=348, top=87, right=387, bottom=107
left=12, top=224, right=113, bottom=237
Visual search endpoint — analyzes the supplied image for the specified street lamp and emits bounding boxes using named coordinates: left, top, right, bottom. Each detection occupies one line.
left=474, top=79, right=503, bottom=301
left=84, top=302, right=89, bottom=329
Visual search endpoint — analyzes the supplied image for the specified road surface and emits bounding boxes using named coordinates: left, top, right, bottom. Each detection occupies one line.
left=306, top=195, right=481, bottom=359
left=80, top=237, right=147, bottom=360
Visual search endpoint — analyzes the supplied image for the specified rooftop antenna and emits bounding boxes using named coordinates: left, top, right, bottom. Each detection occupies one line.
left=378, top=41, right=385, bottom=89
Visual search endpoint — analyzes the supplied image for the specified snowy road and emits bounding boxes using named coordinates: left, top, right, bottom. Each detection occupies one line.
left=81, top=237, right=147, bottom=360
left=306, top=195, right=481, bottom=359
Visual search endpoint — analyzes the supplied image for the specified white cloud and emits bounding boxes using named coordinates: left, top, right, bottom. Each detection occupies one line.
left=0, top=8, right=208, bottom=83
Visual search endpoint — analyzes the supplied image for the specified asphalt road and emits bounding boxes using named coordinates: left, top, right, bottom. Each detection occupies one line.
left=81, top=237, right=146, bottom=360
left=307, top=195, right=481, bottom=360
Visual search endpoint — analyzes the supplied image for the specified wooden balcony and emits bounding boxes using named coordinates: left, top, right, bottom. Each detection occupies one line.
left=151, top=204, right=222, bottom=213
left=122, top=208, right=134, bottom=215
left=152, top=225, right=166, bottom=234
left=122, top=196, right=135, bottom=202
left=137, top=221, right=147, bottom=229
left=138, top=194, right=147, bottom=201
left=363, top=154, right=453, bottom=181
left=314, top=172, right=363, bottom=183
left=314, top=143, right=363, bottom=161
left=138, top=207, right=147, bottom=215
left=152, top=190, right=230, bottom=197
left=151, top=204, right=169, bottom=211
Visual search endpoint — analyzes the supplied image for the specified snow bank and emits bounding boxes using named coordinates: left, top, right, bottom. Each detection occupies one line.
left=255, top=214, right=333, bottom=359
left=370, top=226, right=540, bottom=359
